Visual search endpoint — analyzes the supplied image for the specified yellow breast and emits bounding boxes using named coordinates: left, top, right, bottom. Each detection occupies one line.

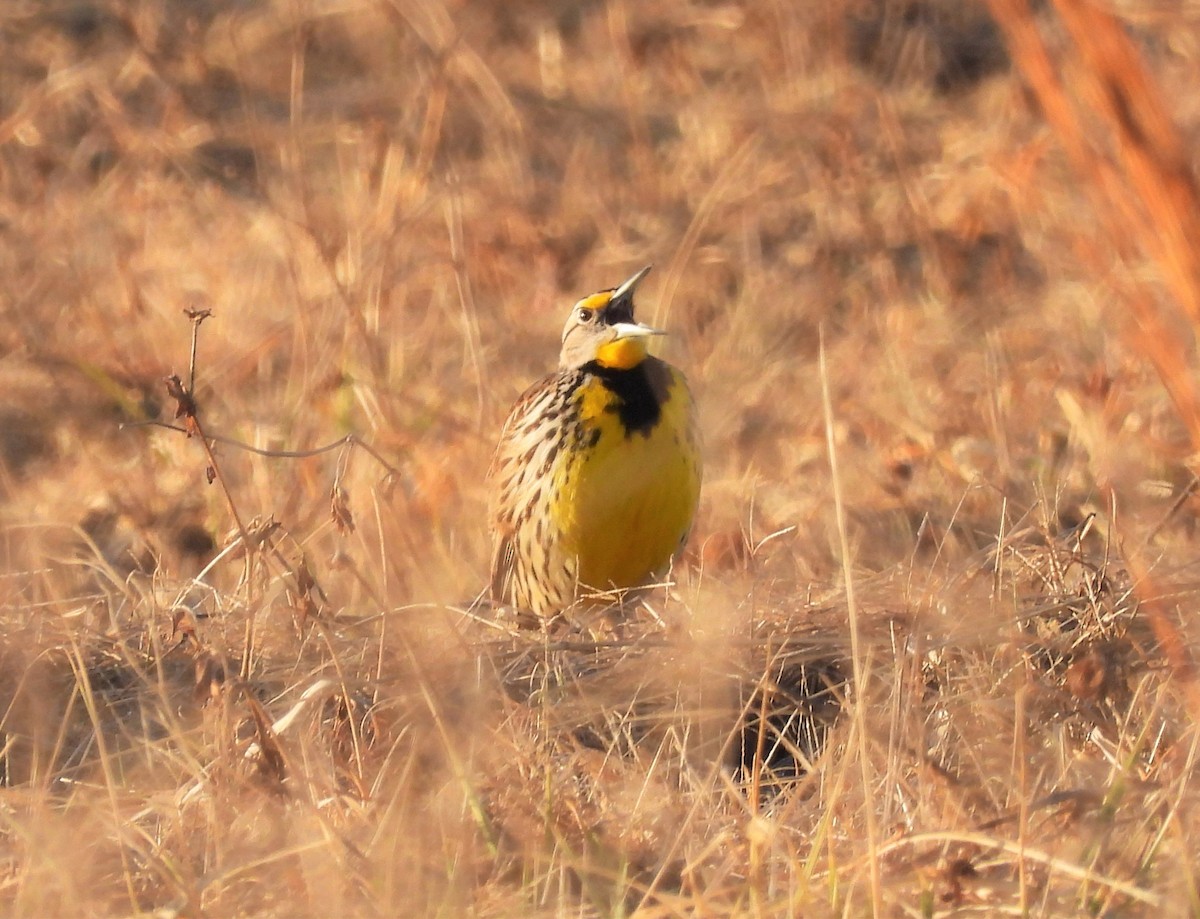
left=553, top=363, right=701, bottom=592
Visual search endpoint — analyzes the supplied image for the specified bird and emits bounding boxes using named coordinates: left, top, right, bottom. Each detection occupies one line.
left=487, top=266, right=702, bottom=620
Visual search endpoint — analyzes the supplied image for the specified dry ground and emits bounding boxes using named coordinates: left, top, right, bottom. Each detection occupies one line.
left=3, top=0, right=1200, bottom=915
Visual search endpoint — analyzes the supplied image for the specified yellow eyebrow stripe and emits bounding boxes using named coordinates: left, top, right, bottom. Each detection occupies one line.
left=575, top=292, right=613, bottom=312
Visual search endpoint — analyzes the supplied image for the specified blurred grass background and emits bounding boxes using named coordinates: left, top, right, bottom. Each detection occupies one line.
left=2, top=0, right=1200, bottom=915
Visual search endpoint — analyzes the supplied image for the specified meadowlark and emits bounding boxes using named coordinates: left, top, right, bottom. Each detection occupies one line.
left=487, top=266, right=702, bottom=619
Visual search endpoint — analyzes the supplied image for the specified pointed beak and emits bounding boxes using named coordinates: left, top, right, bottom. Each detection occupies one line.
left=610, top=321, right=665, bottom=340
left=610, top=265, right=653, bottom=307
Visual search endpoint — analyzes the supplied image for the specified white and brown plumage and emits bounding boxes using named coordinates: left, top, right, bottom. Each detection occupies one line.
left=487, top=267, right=702, bottom=618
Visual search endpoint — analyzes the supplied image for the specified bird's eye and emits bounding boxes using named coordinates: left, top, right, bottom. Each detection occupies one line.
left=577, top=308, right=594, bottom=323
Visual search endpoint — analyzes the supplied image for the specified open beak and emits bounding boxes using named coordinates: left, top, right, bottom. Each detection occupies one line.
left=609, top=265, right=653, bottom=314
left=610, top=321, right=665, bottom=340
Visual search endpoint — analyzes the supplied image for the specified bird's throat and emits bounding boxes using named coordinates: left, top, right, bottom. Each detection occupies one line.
left=594, top=337, right=649, bottom=370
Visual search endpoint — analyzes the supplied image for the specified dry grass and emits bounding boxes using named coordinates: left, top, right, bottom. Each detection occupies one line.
left=3, top=0, right=1200, bottom=914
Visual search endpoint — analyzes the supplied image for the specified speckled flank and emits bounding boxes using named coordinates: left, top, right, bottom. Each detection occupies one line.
left=487, top=356, right=700, bottom=617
